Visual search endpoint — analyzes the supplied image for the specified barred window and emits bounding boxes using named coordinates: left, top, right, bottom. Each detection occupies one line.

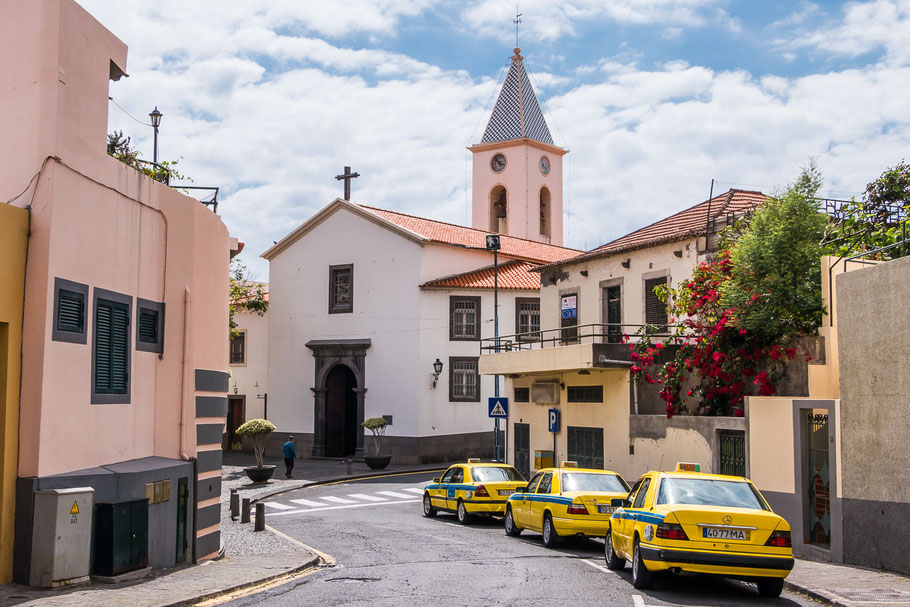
left=516, top=298, right=540, bottom=340
left=230, top=331, right=246, bottom=365
left=449, top=357, right=479, bottom=402
left=567, top=385, right=603, bottom=403
left=450, top=296, right=480, bottom=341
left=329, top=264, right=353, bottom=313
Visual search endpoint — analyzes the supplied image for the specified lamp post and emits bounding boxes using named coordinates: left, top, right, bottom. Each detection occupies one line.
left=149, top=106, right=163, bottom=164
left=485, top=234, right=501, bottom=462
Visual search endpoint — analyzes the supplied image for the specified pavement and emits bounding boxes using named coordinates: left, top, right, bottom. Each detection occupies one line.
left=1, top=452, right=909, bottom=606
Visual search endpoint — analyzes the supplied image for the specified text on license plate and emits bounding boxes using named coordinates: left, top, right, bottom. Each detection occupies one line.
left=702, top=527, right=749, bottom=540
left=499, top=490, right=515, bottom=496
left=597, top=505, right=615, bottom=514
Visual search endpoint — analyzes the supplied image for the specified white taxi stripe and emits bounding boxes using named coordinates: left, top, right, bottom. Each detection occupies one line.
left=320, top=495, right=357, bottom=504
left=264, top=502, right=294, bottom=510
left=290, top=498, right=327, bottom=508
left=376, top=490, right=413, bottom=499
left=402, top=487, right=425, bottom=494
left=348, top=493, right=387, bottom=502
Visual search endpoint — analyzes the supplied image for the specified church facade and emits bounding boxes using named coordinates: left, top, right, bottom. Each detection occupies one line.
left=260, top=48, right=577, bottom=463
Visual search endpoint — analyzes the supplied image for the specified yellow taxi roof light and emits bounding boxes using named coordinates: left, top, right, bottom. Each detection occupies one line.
left=467, top=458, right=481, bottom=463
left=676, top=462, right=701, bottom=472
left=562, top=461, right=579, bottom=468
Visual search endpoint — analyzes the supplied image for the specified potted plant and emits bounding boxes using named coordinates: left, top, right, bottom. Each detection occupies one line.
left=362, top=417, right=391, bottom=470
left=235, top=418, right=277, bottom=483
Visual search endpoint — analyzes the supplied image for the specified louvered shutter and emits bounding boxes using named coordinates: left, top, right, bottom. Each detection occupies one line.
left=95, top=299, right=129, bottom=394
left=138, top=308, right=158, bottom=343
left=95, top=301, right=113, bottom=393
left=645, top=277, right=668, bottom=327
left=57, top=289, right=84, bottom=333
left=111, top=303, right=129, bottom=392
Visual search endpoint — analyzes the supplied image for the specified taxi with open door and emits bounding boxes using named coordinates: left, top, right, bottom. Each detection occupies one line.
left=504, top=462, right=631, bottom=548
left=422, top=459, right=526, bottom=524
left=605, top=463, right=794, bottom=598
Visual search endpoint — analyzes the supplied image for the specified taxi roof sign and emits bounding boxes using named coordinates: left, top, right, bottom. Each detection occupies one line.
left=676, top=462, right=701, bottom=472
left=561, top=461, right=578, bottom=468
left=467, top=458, right=481, bottom=463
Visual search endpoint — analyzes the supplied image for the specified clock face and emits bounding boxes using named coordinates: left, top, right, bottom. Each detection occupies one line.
left=540, top=156, right=550, bottom=175
left=491, top=153, right=506, bottom=173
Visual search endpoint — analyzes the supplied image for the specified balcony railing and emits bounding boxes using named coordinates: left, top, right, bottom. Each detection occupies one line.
left=479, top=323, right=677, bottom=355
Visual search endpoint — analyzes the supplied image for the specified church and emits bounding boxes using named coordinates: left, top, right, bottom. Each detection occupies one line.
left=260, top=48, right=578, bottom=463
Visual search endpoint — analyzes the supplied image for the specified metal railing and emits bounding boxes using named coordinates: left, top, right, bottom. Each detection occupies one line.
left=479, top=322, right=676, bottom=354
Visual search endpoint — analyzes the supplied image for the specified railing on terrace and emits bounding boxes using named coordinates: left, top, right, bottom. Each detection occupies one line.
left=479, top=323, right=677, bottom=355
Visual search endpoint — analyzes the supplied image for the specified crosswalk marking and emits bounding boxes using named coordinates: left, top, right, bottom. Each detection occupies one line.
left=267, top=498, right=419, bottom=517
left=348, top=493, right=387, bottom=502
left=290, top=498, right=327, bottom=508
left=264, top=502, right=295, bottom=510
left=320, top=495, right=357, bottom=504
left=376, top=490, right=413, bottom=499
left=402, top=487, right=425, bottom=495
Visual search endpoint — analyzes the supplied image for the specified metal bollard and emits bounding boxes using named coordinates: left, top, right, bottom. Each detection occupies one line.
left=241, top=497, right=251, bottom=523
left=345, top=459, right=353, bottom=475
left=230, top=489, right=239, bottom=520
left=254, top=502, right=265, bottom=532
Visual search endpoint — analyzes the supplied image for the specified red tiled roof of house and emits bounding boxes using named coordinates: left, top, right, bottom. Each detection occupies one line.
left=421, top=260, right=541, bottom=290
left=361, top=205, right=580, bottom=264
left=536, top=189, right=767, bottom=270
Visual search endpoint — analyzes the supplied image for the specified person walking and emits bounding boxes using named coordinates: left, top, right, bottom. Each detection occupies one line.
left=283, top=435, right=297, bottom=479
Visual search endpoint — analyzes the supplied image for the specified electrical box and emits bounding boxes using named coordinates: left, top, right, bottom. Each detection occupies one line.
left=94, top=498, right=149, bottom=577
left=29, top=487, right=95, bottom=588
left=534, top=450, right=554, bottom=470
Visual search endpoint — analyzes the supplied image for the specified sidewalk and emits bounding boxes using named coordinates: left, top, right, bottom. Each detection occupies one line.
left=787, top=559, right=910, bottom=607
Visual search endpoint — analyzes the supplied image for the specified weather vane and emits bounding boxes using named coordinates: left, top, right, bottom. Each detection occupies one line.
left=514, top=6, right=522, bottom=48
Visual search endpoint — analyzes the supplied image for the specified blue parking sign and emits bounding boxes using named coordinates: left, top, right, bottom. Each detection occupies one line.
left=488, top=397, right=508, bottom=418
left=548, top=408, right=560, bottom=433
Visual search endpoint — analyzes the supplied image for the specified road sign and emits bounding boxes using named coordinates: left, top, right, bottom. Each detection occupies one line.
left=548, top=408, right=560, bottom=433
left=488, top=397, right=508, bottom=418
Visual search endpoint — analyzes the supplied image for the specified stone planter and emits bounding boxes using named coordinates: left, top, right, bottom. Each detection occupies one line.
left=244, top=465, right=276, bottom=484
left=364, top=455, right=391, bottom=470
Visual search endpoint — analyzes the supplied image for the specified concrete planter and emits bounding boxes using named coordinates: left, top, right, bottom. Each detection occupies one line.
left=364, top=456, right=391, bottom=470
left=244, top=465, right=276, bottom=484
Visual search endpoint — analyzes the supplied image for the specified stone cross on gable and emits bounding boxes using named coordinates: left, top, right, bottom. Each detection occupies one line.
left=335, top=166, right=360, bottom=201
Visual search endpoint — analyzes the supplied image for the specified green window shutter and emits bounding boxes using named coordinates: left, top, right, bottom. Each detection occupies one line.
left=138, top=308, right=158, bottom=344
left=645, top=277, right=668, bottom=327
left=57, top=289, right=84, bottom=333
left=95, top=301, right=113, bottom=393
left=111, top=303, right=129, bottom=392
left=95, top=299, right=129, bottom=395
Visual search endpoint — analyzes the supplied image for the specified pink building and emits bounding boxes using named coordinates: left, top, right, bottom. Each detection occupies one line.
left=1, top=0, right=232, bottom=581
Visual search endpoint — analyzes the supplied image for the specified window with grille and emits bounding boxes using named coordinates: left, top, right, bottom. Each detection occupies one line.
left=329, top=264, right=353, bottom=313
left=449, top=357, right=479, bottom=402
left=567, top=426, right=604, bottom=469
left=92, top=289, right=131, bottom=404
left=230, top=331, right=246, bottom=365
left=567, top=385, right=603, bottom=403
left=52, top=278, right=88, bottom=344
left=514, top=387, right=530, bottom=402
left=644, top=276, right=668, bottom=327
left=515, top=298, right=540, bottom=341
left=136, top=298, right=164, bottom=353
left=450, top=296, right=480, bottom=341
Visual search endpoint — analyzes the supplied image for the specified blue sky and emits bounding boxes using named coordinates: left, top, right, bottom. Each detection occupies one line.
left=81, top=0, right=910, bottom=278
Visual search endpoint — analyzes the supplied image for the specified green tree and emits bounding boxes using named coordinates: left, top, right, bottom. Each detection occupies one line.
left=230, top=258, right=267, bottom=336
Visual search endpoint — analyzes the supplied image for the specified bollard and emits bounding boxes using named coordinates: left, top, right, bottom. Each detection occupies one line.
left=345, top=459, right=353, bottom=475
left=230, top=489, right=239, bottom=520
left=254, top=502, right=265, bottom=532
left=241, top=497, right=251, bottom=524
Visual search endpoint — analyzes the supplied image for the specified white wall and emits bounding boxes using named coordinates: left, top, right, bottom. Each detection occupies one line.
left=231, top=309, right=268, bottom=420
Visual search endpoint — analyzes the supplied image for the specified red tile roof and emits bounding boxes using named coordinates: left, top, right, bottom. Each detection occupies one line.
left=361, top=205, right=580, bottom=264
left=421, top=260, right=542, bottom=290
left=537, top=189, right=767, bottom=270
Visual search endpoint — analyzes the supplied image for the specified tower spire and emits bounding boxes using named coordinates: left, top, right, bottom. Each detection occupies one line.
left=513, top=6, right=522, bottom=48
left=480, top=47, right=553, bottom=145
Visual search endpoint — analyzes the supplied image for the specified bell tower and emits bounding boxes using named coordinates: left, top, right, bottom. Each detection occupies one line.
left=469, top=48, right=568, bottom=246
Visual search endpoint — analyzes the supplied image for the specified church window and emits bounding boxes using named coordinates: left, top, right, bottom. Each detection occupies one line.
left=539, top=187, right=551, bottom=237
left=449, top=356, right=480, bottom=402
left=644, top=276, right=669, bottom=328
left=489, top=186, right=508, bottom=233
left=329, top=264, right=353, bottom=314
left=515, top=297, right=540, bottom=341
left=230, top=331, right=246, bottom=365
left=450, top=296, right=481, bottom=341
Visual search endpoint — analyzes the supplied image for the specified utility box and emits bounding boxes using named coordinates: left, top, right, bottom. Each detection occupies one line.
left=29, top=487, right=95, bottom=588
left=94, top=498, right=149, bottom=577
left=534, top=450, right=554, bottom=470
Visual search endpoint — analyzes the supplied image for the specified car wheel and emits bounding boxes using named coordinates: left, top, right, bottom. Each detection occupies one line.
left=456, top=500, right=473, bottom=525
left=757, top=577, right=784, bottom=598
left=542, top=513, right=561, bottom=548
left=504, top=507, right=522, bottom=537
left=604, top=528, right=625, bottom=570
left=423, top=494, right=437, bottom=518
left=632, top=538, right=655, bottom=589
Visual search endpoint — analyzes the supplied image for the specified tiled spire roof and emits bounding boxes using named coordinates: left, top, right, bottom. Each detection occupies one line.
left=481, top=48, right=553, bottom=145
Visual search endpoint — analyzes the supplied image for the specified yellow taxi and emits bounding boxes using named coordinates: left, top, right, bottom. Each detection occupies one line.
left=504, top=462, right=631, bottom=548
left=605, top=463, right=794, bottom=597
left=422, top=459, right=527, bottom=524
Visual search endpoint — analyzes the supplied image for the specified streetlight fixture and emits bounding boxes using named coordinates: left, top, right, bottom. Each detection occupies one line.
left=485, top=233, right=502, bottom=462
left=432, top=358, right=444, bottom=388
left=148, top=106, right=163, bottom=164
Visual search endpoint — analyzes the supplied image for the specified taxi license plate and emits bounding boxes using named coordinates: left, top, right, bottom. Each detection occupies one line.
left=597, top=505, right=615, bottom=514
left=702, top=527, right=749, bottom=540
left=499, top=490, right=515, bottom=496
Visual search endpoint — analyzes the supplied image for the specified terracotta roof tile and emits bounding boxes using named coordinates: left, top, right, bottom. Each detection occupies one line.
left=361, top=205, right=580, bottom=264
left=421, top=260, right=541, bottom=290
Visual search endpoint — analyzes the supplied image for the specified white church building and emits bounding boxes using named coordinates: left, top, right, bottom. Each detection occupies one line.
left=260, top=48, right=578, bottom=463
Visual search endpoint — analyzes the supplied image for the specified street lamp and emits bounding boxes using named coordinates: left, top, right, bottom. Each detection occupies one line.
left=149, top=106, right=163, bottom=164
left=431, top=358, right=444, bottom=388
left=485, top=233, right=502, bottom=462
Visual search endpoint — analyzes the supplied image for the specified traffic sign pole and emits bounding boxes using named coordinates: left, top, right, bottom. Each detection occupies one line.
left=493, top=247, right=500, bottom=462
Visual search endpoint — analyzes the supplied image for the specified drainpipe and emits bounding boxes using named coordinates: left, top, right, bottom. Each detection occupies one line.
left=180, top=286, right=191, bottom=461
left=632, top=375, right=639, bottom=415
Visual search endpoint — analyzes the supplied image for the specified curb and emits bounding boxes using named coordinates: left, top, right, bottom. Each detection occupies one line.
left=784, top=580, right=846, bottom=607
left=248, top=467, right=447, bottom=504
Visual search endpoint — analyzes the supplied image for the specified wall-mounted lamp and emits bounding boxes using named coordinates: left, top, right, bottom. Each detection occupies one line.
left=432, top=358, right=444, bottom=388
left=233, top=383, right=238, bottom=394
left=620, top=258, right=631, bottom=269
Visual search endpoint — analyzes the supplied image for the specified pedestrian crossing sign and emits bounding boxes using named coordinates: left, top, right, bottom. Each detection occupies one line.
left=488, top=397, right=508, bottom=418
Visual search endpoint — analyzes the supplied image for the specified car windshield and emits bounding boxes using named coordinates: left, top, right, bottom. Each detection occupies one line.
left=561, top=472, right=629, bottom=493
left=656, top=477, right=767, bottom=510
left=471, top=466, right=525, bottom=482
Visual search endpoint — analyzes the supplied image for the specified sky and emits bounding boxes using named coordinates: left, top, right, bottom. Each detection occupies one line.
left=81, top=0, right=910, bottom=280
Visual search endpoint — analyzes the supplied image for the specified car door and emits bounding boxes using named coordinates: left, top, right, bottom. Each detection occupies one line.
left=625, top=476, right=652, bottom=554
left=612, top=477, right=644, bottom=557
left=528, top=472, right=554, bottom=532
left=445, top=466, right=466, bottom=511
left=433, top=466, right=458, bottom=510
left=515, top=472, right=543, bottom=527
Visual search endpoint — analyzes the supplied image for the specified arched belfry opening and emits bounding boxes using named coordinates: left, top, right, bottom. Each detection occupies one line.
left=539, top=186, right=551, bottom=238
left=490, top=185, right=508, bottom=233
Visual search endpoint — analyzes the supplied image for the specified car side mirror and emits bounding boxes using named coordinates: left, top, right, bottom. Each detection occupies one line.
left=433, top=477, right=440, bottom=483
left=611, top=498, right=628, bottom=508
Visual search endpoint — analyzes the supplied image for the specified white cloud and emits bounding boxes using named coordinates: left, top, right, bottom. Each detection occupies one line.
left=662, top=27, right=684, bottom=40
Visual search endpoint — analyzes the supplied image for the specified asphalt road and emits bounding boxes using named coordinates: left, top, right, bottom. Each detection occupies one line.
left=224, top=472, right=820, bottom=607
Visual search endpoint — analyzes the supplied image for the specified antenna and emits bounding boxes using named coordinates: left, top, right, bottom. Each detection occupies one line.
left=513, top=6, right=522, bottom=48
